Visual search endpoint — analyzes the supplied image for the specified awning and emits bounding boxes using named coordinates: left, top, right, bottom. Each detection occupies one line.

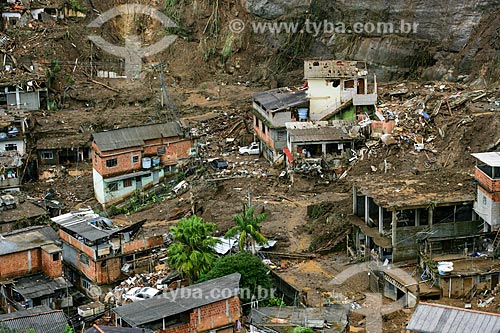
left=105, top=170, right=151, bottom=183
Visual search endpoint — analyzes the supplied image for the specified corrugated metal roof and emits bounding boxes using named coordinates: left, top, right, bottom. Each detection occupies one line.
left=93, top=122, right=184, bottom=152
left=0, top=307, right=68, bottom=333
left=85, top=326, right=153, bottom=333
left=407, top=302, right=500, bottom=333
left=50, top=208, right=118, bottom=242
left=471, top=152, right=500, bottom=167
left=253, top=88, right=308, bottom=113
left=14, top=274, right=71, bottom=300
left=113, top=273, right=241, bottom=327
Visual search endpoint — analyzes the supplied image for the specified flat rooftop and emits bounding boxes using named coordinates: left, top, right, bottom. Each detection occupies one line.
left=253, top=87, right=308, bottom=113
left=355, top=174, right=475, bottom=210
left=0, top=226, right=59, bottom=256
left=431, top=254, right=500, bottom=276
left=472, top=152, right=500, bottom=167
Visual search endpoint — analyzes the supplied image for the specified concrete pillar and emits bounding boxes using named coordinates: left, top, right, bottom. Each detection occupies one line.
left=428, top=207, right=434, bottom=227
left=415, top=209, right=420, bottom=226
left=322, top=143, right=327, bottom=157
left=353, top=185, right=357, bottom=215
left=378, top=206, right=383, bottom=235
left=365, top=196, right=370, bottom=225
left=15, top=86, right=20, bottom=109
left=392, top=210, right=397, bottom=248
left=472, top=209, right=477, bottom=221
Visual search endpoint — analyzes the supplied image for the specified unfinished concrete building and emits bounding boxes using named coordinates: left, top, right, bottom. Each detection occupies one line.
left=351, top=176, right=480, bottom=262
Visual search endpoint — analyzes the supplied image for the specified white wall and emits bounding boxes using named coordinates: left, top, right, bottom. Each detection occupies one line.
left=92, top=169, right=105, bottom=204
left=0, top=139, right=25, bottom=155
left=307, top=79, right=342, bottom=116
left=474, top=188, right=500, bottom=228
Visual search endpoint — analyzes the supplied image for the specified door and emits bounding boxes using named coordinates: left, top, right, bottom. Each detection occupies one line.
left=492, top=274, right=499, bottom=289
left=153, top=170, right=159, bottom=185
left=135, top=176, right=142, bottom=190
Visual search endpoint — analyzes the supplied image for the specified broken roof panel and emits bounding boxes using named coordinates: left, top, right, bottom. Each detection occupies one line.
left=0, top=225, right=59, bottom=256
left=93, top=122, right=184, bottom=152
left=407, top=302, right=500, bottom=333
left=50, top=208, right=119, bottom=242
left=113, top=273, right=241, bottom=327
left=14, top=274, right=71, bottom=300
left=0, top=306, right=68, bottom=333
left=471, top=152, right=500, bottom=167
left=253, top=88, right=308, bottom=113
left=304, top=60, right=367, bottom=79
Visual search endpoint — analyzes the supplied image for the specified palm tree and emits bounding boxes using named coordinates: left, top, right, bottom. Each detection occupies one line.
left=225, top=203, right=268, bottom=254
left=167, top=215, right=220, bottom=282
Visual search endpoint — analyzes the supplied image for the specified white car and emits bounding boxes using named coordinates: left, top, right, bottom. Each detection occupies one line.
left=239, top=142, right=260, bottom=155
left=122, top=287, right=160, bottom=302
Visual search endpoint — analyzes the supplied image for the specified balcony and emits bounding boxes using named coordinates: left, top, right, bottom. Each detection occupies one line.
left=0, top=177, right=19, bottom=188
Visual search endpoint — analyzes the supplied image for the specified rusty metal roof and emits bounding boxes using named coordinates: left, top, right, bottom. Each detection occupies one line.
left=93, top=122, right=184, bottom=152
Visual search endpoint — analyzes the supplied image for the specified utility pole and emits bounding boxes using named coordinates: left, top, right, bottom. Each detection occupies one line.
left=247, top=184, right=251, bottom=208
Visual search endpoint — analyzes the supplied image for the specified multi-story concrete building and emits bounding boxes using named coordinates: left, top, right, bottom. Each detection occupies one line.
left=471, top=152, right=500, bottom=231
left=92, top=122, right=192, bottom=205
left=51, top=208, right=164, bottom=294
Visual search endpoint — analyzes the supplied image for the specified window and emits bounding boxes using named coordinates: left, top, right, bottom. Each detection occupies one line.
left=52, top=253, right=60, bottom=261
left=81, top=279, right=91, bottom=290
left=123, top=178, right=133, bottom=188
left=80, top=253, right=89, bottom=266
left=108, top=182, right=118, bottom=192
left=255, top=117, right=259, bottom=127
left=106, top=158, right=117, bottom=168
left=157, top=146, right=166, bottom=155
left=132, top=155, right=139, bottom=163
left=483, top=196, right=487, bottom=206
left=41, top=151, right=53, bottom=159
left=5, top=143, right=17, bottom=151
left=261, top=122, right=266, bottom=134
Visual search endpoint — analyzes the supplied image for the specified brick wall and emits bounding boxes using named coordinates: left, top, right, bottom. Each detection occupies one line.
left=96, top=257, right=121, bottom=285
left=93, top=138, right=192, bottom=178
left=58, top=230, right=96, bottom=259
left=475, top=168, right=500, bottom=194
left=159, top=297, right=240, bottom=333
left=41, top=249, right=62, bottom=279
left=479, top=185, right=500, bottom=202
left=0, top=250, right=41, bottom=278
left=253, top=116, right=275, bottom=150
left=122, top=235, right=164, bottom=254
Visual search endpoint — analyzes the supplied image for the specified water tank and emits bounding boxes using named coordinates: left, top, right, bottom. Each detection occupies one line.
left=298, top=108, right=309, bottom=121
left=152, top=157, right=160, bottom=167
left=142, top=157, right=152, bottom=169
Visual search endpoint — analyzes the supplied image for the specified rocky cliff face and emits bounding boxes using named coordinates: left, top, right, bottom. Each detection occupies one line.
left=243, top=0, right=500, bottom=82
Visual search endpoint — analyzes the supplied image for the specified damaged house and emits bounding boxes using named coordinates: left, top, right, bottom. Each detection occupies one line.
left=252, top=60, right=378, bottom=164
left=0, top=225, right=71, bottom=313
left=0, top=110, right=29, bottom=190
left=51, top=208, right=164, bottom=294
left=92, top=122, right=192, bottom=206
left=351, top=175, right=480, bottom=263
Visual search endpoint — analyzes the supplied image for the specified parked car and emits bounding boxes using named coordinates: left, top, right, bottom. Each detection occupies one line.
left=122, top=287, right=160, bottom=302
left=239, top=142, right=260, bottom=155
left=209, top=158, right=229, bottom=170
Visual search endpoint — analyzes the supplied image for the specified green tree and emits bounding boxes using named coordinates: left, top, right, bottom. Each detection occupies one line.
left=198, top=252, right=272, bottom=303
left=225, top=204, right=268, bottom=254
left=167, top=215, right=219, bottom=282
